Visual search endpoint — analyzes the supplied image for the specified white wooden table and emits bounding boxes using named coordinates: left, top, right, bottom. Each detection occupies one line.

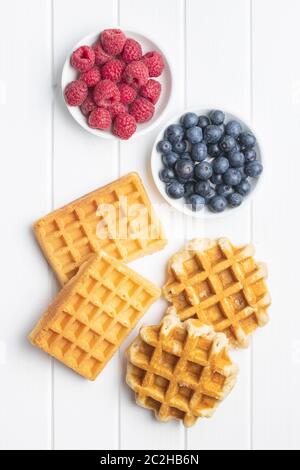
left=0, top=0, right=299, bottom=451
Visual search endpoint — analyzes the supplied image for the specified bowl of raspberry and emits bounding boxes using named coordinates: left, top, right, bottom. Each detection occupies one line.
left=62, top=28, right=172, bottom=140
left=151, top=109, right=264, bottom=218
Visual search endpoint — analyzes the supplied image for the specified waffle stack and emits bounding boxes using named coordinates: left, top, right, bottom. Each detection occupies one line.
left=126, top=238, right=271, bottom=426
left=30, top=178, right=271, bottom=427
left=29, top=173, right=165, bottom=379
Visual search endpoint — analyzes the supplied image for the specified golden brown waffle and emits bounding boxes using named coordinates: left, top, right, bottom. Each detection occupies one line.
left=163, top=238, right=271, bottom=348
left=29, top=252, right=161, bottom=380
left=126, top=308, right=238, bottom=427
left=34, top=173, right=167, bottom=284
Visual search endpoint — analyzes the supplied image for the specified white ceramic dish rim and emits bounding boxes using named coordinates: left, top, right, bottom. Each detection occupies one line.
left=61, top=29, right=173, bottom=140
left=151, top=108, right=264, bottom=219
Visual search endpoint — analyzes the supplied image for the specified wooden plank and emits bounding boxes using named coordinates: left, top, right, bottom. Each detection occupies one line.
left=0, top=0, right=53, bottom=450
left=186, top=0, right=252, bottom=450
left=52, top=0, right=120, bottom=450
left=118, top=0, right=187, bottom=450
left=252, top=0, right=300, bottom=450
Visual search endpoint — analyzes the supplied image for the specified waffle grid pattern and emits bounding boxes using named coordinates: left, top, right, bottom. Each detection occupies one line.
left=163, top=239, right=271, bottom=348
left=30, top=253, right=161, bottom=380
left=127, top=313, right=237, bottom=427
left=34, top=173, right=166, bottom=284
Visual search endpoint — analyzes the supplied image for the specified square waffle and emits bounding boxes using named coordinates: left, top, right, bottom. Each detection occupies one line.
left=126, top=308, right=238, bottom=427
left=29, top=252, right=161, bottom=380
left=163, top=238, right=271, bottom=348
left=34, top=173, right=167, bottom=284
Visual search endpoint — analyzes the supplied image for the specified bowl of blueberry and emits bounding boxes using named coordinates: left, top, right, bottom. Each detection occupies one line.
left=151, top=109, right=263, bottom=217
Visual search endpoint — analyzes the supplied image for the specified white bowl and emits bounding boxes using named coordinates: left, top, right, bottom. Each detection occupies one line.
left=151, top=109, right=264, bottom=219
left=61, top=30, right=172, bottom=140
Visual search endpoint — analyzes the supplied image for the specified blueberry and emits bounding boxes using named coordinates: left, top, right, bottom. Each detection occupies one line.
left=157, top=140, right=173, bottom=155
left=236, top=180, right=252, bottom=196
left=181, top=112, right=199, bottom=129
left=216, top=184, right=233, bottom=197
left=228, top=192, right=243, bottom=208
left=159, top=168, right=175, bottom=183
left=218, top=124, right=226, bottom=137
left=198, top=115, right=210, bottom=129
left=238, top=132, right=256, bottom=149
left=209, top=110, right=225, bottom=126
left=184, top=182, right=195, bottom=198
left=225, top=120, right=242, bottom=138
left=173, top=140, right=187, bottom=155
left=211, top=173, right=223, bottom=185
left=166, top=181, right=185, bottom=199
left=223, top=168, right=242, bottom=186
left=245, top=161, right=263, bottom=178
left=228, top=142, right=241, bottom=154
left=195, top=181, right=211, bottom=197
left=213, top=156, right=230, bottom=175
left=205, top=186, right=216, bottom=202
left=175, top=159, right=194, bottom=180
left=220, top=135, right=236, bottom=153
left=187, top=194, right=206, bottom=212
left=195, top=162, right=213, bottom=181
left=165, top=124, right=185, bottom=144
left=180, top=152, right=193, bottom=161
left=162, top=152, right=179, bottom=169
left=204, top=125, right=223, bottom=144
left=177, top=176, right=192, bottom=184
left=210, top=195, right=228, bottom=213
left=238, top=167, right=247, bottom=180
left=208, top=143, right=222, bottom=158
left=228, top=150, right=245, bottom=168
left=191, top=142, right=208, bottom=162
left=186, top=126, right=203, bottom=145
left=244, top=148, right=257, bottom=162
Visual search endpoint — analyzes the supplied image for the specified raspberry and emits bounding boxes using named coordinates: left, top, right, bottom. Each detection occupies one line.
left=71, top=46, right=95, bottom=73
left=80, top=66, right=101, bottom=87
left=93, top=79, right=120, bottom=109
left=80, top=95, right=97, bottom=116
left=123, top=61, right=149, bottom=88
left=113, top=113, right=137, bottom=140
left=122, top=38, right=142, bottom=63
left=88, top=108, right=111, bottom=130
left=92, top=43, right=111, bottom=66
left=64, top=80, right=88, bottom=106
left=140, top=79, right=162, bottom=104
left=100, top=29, right=126, bottom=56
left=101, top=59, right=125, bottom=82
left=142, top=51, right=164, bottom=77
left=130, top=97, right=155, bottom=123
left=110, top=102, right=128, bottom=119
left=118, top=83, right=137, bottom=105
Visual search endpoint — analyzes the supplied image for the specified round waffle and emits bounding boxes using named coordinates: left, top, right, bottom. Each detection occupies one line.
left=126, top=308, right=238, bottom=427
left=163, top=238, right=271, bottom=348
